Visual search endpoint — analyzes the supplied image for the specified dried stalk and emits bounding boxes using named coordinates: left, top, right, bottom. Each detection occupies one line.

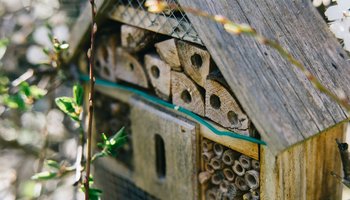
left=145, top=0, right=350, bottom=113
left=85, top=0, right=97, bottom=199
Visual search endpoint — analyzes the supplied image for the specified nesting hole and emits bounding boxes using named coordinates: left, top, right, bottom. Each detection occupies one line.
left=247, top=174, right=257, bottom=185
left=191, top=53, right=203, bottom=69
left=155, top=134, right=166, bottom=179
left=227, top=111, right=239, bottom=125
left=223, top=155, right=230, bottom=163
left=236, top=164, right=243, bottom=173
left=151, top=65, right=160, bottom=79
left=128, top=63, right=134, bottom=71
left=181, top=90, right=192, bottom=103
left=210, top=94, right=221, bottom=109
left=103, top=67, right=110, bottom=76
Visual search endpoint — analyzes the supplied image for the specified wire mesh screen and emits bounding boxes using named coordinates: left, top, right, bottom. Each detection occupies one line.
left=109, top=0, right=203, bottom=45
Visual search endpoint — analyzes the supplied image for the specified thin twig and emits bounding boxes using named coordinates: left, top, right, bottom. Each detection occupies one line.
left=145, top=1, right=350, bottom=112
left=85, top=0, right=97, bottom=199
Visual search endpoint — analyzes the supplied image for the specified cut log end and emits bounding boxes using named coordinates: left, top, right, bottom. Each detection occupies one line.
left=115, top=48, right=149, bottom=88
left=121, top=24, right=154, bottom=52
left=205, top=79, right=250, bottom=134
left=144, top=54, right=171, bottom=100
left=155, top=39, right=182, bottom=71
left=177, top=40, right=211, bottom=87
left=171, top=71, right=205, bottom=116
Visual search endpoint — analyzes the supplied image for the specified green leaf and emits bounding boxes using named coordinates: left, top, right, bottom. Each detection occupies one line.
left=46, top=160, right=60, bottom=169
left=0, top=38, right=9, bottom=60
left=19, top=82, right=31, bottom=97
left=29, top=85, right=47, bottom=99
left=55, top=97, right=79, bottom=121
left=42, top=47, right=50, bottom=55
left=4, top=94, right=26, bottom=110
left=73, top=84, right=84, bottom=106
left=88, top=187, right=103, bottom=200
left=31, top=171, right=57, bottom=180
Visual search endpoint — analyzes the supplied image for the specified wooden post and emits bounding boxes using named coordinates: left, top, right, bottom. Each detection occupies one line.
left=171, top=71, right=205, bottom=116
left=114, top=48, right=149, bottom=88
left=260, top=123, right=345, bottom=200
left=205, top=78, right=250, bottom=135
left=121, top=24, right=154, bottom=52
left=154, top=39, right=182, bottom=71
left=144, top=54, right=171, bottom=100
left=176, top=40, right=211, bottom=87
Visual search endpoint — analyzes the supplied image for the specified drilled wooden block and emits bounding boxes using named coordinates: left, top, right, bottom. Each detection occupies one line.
left=130, top=96, right=199, bottom=200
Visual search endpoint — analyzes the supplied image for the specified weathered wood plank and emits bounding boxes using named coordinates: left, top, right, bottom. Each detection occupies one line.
left=67, top=0, right=113, bottom=61
left=177, top=0, right=350, bottom=154
left=260, top=123, right=345, bottom=200
left=130, top=96, right=199, bottom=200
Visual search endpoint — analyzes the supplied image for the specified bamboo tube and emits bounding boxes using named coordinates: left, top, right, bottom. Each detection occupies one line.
left=205, top=162, right=215, bottom=174
left=251, top=160, right=260, bottom=170
left=251, top=190, right=260, bottom=200
left=171, top=71, right=205, bottom=116
left=206, top=188, right=217, bottom=200
left=155, top=39, right=182, bottom=71
left=213, top=143, right=224, bottom=157
left=243, top=192, right=252, bottom=200
left=235, top=176, right=249, bottom=191
left=223, top=168, right=235, bottom=182
left=211, top=172, right=224, bottom=185
left=176, top=40, right=211, bottom=87
left=222, top=149, right=235, bottom=165
left=202, top=138, right=213, bottom=152
left=232, top=160, right=245, bottom=176
left=244, top=170, right=260, bottom=190
left=239, top=155, right=252, bottom=169
left=144, top=54, right=171, bottom=100
left=227, top=183, right=238, bottom=197
left=202, top=151, right=214, bottom=162
left=210, top=157, right=224, bottom=170
left=220, top=180, right=230, bottom=193
left=198, top=171, right=212, bottom=184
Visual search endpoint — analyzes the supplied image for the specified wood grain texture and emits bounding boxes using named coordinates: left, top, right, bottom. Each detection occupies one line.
left=177, top=0, right=350, bottom=154
left=114, top=48, right=149, bottom=88
left=177, top=40, right=211, bottom=87
left=121, top=25, right=154, bottom=53
left=67, top=0, right=112, bottom=61
left=145, top=54, right=172, bottom=100
left=205, top=79, right=250, bottom=135
left=260, top=123, right=345, bottom=200
left=95, top=35, right=118, bottom=82
left=155, top=39, right=182, bottom=71
left=172, top=71, right=205, bottom=116
left=130, top=96, right=199, bottom=200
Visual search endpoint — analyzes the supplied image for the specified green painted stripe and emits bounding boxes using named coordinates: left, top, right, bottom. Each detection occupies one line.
left=80, top=74, right=266, bottom=145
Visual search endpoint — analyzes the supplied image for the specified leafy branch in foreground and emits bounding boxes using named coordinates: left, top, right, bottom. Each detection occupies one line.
left=145, top=0, right=350, bottom=113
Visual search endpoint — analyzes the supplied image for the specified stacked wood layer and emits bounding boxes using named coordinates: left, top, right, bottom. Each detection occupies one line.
left=88, top=24, right=258, bottom=137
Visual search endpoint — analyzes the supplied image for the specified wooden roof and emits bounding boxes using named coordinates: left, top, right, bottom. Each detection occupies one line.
left=177, top=0, right=350, bottom=153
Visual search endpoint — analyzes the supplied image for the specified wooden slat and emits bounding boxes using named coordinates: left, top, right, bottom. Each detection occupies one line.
left=260, top=123, right=345, bottom=200
left=177, top=0, right=350, bottom=154
left=130, top=96, right=199, bottom=200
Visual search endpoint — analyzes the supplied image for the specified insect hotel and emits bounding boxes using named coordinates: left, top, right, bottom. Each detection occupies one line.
left=68, top=0, right=350, bottom=199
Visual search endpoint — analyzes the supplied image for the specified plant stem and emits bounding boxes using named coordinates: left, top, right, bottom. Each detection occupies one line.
left=85, top=0, right=97, bottom=199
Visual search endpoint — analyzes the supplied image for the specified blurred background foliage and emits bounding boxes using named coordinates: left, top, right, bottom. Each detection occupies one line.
left=0, top=0, right=87, bottom=199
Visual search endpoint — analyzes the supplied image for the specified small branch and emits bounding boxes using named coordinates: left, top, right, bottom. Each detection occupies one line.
left=85, top=0, right=97, bottom=199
